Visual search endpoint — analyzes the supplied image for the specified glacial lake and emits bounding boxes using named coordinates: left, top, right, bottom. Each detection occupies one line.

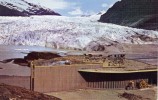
left=0, top=45, right=62, bottom=76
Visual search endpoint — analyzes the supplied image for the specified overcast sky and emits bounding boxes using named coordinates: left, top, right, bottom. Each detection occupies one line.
left=26, top=0, right=120, bottom=16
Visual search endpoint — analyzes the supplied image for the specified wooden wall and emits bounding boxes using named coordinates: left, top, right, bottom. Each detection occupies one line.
left=32, top=64, right=101, bottom=93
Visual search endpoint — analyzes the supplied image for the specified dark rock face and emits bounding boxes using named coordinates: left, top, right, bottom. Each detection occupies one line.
left=0, top=5, right=26, bottom=16
left=0, top=0, right=60, bottom=16
left=99, top=0, right=158, bottom=30
left=91, top=44, right=105, bottom=51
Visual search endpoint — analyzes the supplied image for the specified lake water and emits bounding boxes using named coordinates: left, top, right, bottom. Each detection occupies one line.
left=0, top=45, right=56, bottom=76
left=0, top=45, right=86, bottom=76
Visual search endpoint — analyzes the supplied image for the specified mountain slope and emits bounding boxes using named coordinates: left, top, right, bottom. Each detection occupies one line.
left=0, top=16, right=158, bottom=52
left=99, top=0, right=158, bottom=30
left=0, top=0, right=60, bottom=16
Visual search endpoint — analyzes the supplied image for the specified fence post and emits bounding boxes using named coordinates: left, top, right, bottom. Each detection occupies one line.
left=30, top=61, right=35, bottom=91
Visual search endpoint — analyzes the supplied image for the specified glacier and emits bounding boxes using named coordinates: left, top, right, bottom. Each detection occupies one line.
left=0, top=15, right=158, bottom=51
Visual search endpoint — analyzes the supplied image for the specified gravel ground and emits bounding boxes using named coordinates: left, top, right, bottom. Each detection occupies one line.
left=47, top=87, right=157, bottom=100
left=0, top=84, right=61, bottom=100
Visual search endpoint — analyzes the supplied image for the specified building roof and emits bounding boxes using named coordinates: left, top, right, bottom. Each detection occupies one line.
left=78, top=68, right=158, bottom=73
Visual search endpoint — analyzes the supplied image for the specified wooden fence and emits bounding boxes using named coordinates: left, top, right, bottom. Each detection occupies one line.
left=0, top=75, right=30, bottom=89
left=80, top=72, right=157, bottom=89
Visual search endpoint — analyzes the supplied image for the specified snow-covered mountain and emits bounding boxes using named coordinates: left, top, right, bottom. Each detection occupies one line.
left=0, top=0, right=60, bottom=16
left=0, top=16, right=158, bottom=51
left=81, top=10, right=106, bottom=22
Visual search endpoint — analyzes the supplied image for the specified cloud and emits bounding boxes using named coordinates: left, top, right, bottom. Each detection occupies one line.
left=68, top=7, right=97, bottom=16
left=84, top=11, right=96, bottom=15
left=26, top=0, right=75, bottom=10
left=109, top=4, right=114, bottom=8
left=101, top=3, right=108, bottom=8
left=68, top=7, right=83, bottom=15
left=102, top=0, right=121, bottom=9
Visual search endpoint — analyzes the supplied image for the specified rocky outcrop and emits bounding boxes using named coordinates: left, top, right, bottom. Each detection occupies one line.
left=99, top=0, right=158, bottom=30
left=0, top=84, right=61, bottom=100
left=24, top=52, right=61, bottom=61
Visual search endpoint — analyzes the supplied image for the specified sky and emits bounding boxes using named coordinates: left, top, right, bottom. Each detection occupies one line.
left=26, top=0, right=120, bottom=16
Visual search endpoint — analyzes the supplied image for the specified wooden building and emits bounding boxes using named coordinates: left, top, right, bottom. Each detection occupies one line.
left=30, top=64, right=157, bottom=93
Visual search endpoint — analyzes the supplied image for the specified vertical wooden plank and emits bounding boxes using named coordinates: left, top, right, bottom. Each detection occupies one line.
left=106, top=81, right=108, bottom=89
left=34, top=67, right=42, bottom=92
left=65, top=66, right=69, bottom=90
left=110, top=81, right=112, bottom=89
left=97, top=82, right=99, bottom=89
left=93, top=82, right=95, bottom=88
left=87, top=82, right=89, bottom=88
left=89, top=82, right=91, bottom=88
left=90, top=82, right=92, bottom=88
left=114, top=81, right=116, bottom=89
left=95, top=82, right=97, bottom=88
left=101, top=81, right=104, bottom=88
left=99, top=82, right=101, bottom=88
left=111, top=81, right=113, bottom=89
left=116, top=81, right=118, bottom=89
left=116, top=81, right=119, bottom=89
left=91, top=82, right=93, bottom=88
left=97, top=81, right=100, bottom=89
left=55, top=67, right=59, bottom=91
left=114, top=81, right=115, bottom=89
left=50, top=67, right=54, bottom=92
left=120, top=81, right=121, bottom=89
left=120, top=81, right=123, bottom=89
left=120, top=81, right=122, bottom=88
left=47, top=67, right=51, bottom=92
left=107, top=81, right=109, bottom=89
left=113, top=81, right=115, bottom=89
left=104, top=81, right=107, bottom=89
left=103, top=81, right=105, bottom=89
